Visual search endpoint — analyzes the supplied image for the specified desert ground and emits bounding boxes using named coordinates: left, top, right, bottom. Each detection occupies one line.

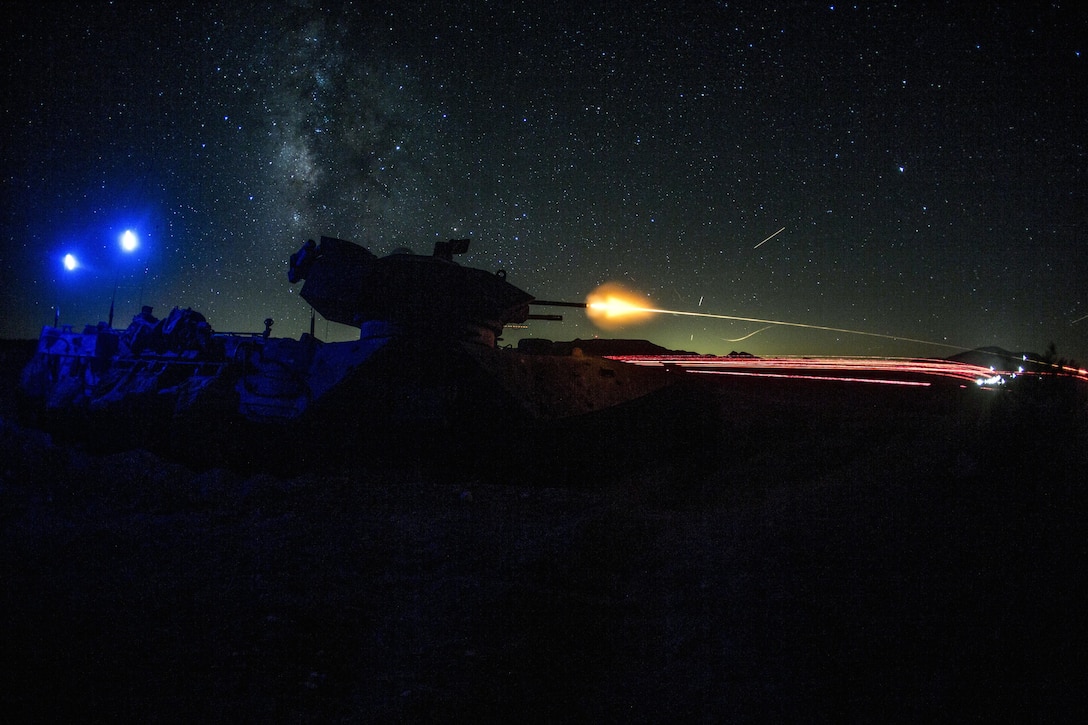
left=2, top=338, right=1086, bottom=722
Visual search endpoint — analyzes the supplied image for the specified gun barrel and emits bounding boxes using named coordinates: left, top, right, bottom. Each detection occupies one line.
left=530, top=300, right=587, bottom=309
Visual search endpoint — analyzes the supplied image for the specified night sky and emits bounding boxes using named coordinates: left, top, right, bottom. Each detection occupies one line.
left=3, top=1, right=1086, bottom=360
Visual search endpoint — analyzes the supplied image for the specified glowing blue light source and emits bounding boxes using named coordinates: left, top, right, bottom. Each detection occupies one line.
left=63, top=253, right=78, bottom=271
left=120, top=229, right=139, bottom=253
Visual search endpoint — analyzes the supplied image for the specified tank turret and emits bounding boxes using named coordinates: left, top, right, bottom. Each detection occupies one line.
left=288, top=236, right=532, bottom=346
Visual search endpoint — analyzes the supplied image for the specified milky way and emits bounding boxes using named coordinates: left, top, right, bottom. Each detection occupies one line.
left=3, top=1, right=1086, bottom=360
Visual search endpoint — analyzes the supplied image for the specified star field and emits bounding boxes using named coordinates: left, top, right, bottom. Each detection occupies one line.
left=3, top=1, right=1086, bottom=360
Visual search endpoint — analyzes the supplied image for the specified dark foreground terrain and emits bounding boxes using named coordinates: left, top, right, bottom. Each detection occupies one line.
left=2, top=339, right=1086, bottom=722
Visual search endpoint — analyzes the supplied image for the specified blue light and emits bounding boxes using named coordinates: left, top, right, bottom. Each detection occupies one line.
left=63, top=253, right=79, bottom=271
left=120, top=229, right=139, bottom=253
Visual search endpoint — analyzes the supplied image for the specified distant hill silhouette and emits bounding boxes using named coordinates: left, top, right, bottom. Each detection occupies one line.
left=947, top=346, right=1044, bottom=372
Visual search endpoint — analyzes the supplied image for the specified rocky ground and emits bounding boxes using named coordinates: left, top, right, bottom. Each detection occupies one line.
left=2, top=338, right=1086, bottom=722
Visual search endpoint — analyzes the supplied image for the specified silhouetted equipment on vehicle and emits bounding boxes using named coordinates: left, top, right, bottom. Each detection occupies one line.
left=18, top=236, right=684, bottom=471
left=288, top=236, right=535, bottom=347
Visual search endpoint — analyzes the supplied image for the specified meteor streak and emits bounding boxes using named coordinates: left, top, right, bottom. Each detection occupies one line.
left=723, top=325, right=774, bottom=343
left=753, top=226, right=786, bottom=249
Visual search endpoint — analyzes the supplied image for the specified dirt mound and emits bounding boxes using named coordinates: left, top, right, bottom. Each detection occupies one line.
left=2, top=339, right=1087, bottom=721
